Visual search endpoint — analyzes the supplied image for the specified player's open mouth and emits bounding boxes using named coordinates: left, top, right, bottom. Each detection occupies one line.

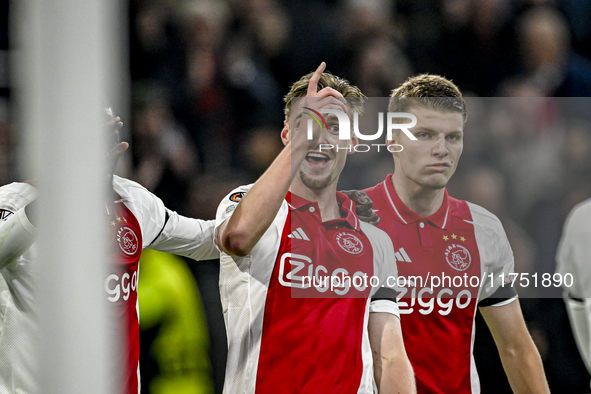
left=305, top=152, right=331, bottom=168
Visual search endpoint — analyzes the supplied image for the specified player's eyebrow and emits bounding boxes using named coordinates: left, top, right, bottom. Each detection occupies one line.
left=411, top=126, right=433, bottom=133
left=412, top=126, right=463, bottom=135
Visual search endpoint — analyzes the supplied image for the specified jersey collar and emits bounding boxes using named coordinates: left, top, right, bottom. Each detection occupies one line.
left=381, top=174, right=450, bottom=229
left=286, top=191, right=361, bottom=231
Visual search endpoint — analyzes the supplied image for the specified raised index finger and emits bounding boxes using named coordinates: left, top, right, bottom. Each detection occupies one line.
left=307, top=62, right=326, bottom=97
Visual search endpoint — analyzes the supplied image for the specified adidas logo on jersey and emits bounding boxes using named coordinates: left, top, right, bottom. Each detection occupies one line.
left=288, top=227, right=310, bottom=241
left=0, top=209, right=14, bottom=221
left=394, top=247, right=412, bottom=262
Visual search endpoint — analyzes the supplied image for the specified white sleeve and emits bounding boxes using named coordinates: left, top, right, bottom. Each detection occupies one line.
left=215, top=184, right=253, bottom=230
left=0, top=182, right=39, bottom=212
left=556, top=199, right=591, bottom=298
left=468, top=203, right=517, bottom=306
left=150, top=212, right=218, bottom=261
left=363, top=222, right=400, bottom=318
left=0, top=208, right=37, bottom=270
left=0, top=183, right=39, bottom=270
left=113, top=176, right=168, bottom=247
left=113, top=176, right=218, bottom=261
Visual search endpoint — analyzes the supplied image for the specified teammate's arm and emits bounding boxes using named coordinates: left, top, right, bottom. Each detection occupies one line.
left=480, top=299, right=550, bottom=394
left=341, top=190, right=380, bottom=226
left=149, top=213, right=219, bottom=261
left=216, top=62, right=348, bottom=256
left=368, top=312, right=415, bottom=393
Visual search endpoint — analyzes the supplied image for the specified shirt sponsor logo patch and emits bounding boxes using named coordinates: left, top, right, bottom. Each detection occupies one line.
left=0, top=209, right=14, bottom=221
left=335, top=232, right=363, bottom=255
left=226, top=205, right=236, bottom=214
left=117, top=226, right=139, bottom=256
left=444, top=244, right=471, bottom=271
left=229, top=192, right=245, bottom=202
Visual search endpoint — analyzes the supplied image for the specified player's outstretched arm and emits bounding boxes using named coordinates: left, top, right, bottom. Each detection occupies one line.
left=368, top=312, right=416, bottom=393
left=216, top=62, right=347, bottom=256
left=216, top=138, right=302, bottom=256
left=480, top=299, right=550, bottom=393
left=149, top=214, right=219, bottom=261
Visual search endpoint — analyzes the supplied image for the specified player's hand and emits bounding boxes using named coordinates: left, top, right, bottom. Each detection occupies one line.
left=108, top=142, right=129, bottom=163
left=107, top=141, right=129, bottom=172
left=104, top=108, right=127, bottom=176
left=104, top=110, right=128, bottom=188
left=291, top=62, right=348, bottom=149
left=105, top=141, right=128, bottom=192
left=341, top=190, right=380, bottom=226
left=107, top=116, right=124, bottom=132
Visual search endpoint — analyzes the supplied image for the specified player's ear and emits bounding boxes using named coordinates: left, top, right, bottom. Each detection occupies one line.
left=386, top=134, right=401, bottom=157
left=281, top=120, right=290, bottom=146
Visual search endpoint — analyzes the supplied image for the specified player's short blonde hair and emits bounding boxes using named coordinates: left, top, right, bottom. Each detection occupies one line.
left=283, top=72, right=365, bottom=121
left=389, top=74, right=467, bottom=122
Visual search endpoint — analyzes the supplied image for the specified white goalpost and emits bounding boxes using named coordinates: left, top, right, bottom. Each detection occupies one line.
left=12, top=1, right=122, bottom=392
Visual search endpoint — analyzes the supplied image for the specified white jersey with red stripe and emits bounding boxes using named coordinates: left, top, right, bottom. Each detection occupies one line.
left=110, top=175, right=218, bottom=393
left=364, top=174, right=516, bottom=394
left=216, top=185, right=400, bottom=394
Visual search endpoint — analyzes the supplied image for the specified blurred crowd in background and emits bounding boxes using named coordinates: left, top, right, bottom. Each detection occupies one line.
left=2, top=0, right=591, bottom=393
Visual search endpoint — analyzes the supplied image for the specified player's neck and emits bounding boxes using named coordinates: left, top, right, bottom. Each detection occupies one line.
left=391, top=175, right=445, bottom=218
left=290, top=181, right=341, bottom=222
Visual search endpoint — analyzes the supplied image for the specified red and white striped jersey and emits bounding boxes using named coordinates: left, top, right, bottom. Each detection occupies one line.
left=110, top=176, right=218, bottom=393
left=216, top=185, right=400, bottom=394
left=364, top=174, right=516, bottom=394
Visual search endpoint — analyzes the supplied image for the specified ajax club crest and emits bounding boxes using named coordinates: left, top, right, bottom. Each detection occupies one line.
left=335, top=232, right=364, bottom=255
left=444, top=243, right=471, bottom=271
left=117, top=226, right=139, bottom=256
